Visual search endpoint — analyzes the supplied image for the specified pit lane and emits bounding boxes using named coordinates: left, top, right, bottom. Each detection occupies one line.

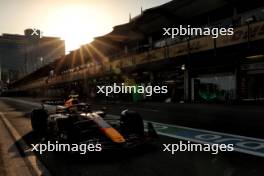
left=0, top=97, right=263, bottom=176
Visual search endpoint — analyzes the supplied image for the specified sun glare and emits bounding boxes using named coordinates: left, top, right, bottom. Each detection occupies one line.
left=50, top=5, right=102, bottom=52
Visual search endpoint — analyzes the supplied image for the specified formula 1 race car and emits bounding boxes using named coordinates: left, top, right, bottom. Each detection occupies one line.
left=30, top=97, right=158, bottom=151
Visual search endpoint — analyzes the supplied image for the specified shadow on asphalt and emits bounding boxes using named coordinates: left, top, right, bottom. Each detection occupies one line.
left=11, top=130, right=160, bottom=163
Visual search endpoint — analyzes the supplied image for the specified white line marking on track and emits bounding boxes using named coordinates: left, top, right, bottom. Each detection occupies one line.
left=157, top=131, right=264, bottom=157
left=108, top=115, right=264, bottom=157
left=147, top=120, right=264, bottom=142
left=108, top=115, right=264, bottom=142
left=0, top=112, right=51, bottom=176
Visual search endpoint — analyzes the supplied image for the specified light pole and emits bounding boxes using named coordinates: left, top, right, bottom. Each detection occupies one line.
left=245, top=17, right=254, bottom=49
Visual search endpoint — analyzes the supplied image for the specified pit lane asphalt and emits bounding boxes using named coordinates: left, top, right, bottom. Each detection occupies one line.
left=0, top=98, right=263, bottom=176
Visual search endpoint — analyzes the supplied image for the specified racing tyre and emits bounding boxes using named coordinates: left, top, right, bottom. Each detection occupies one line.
left=31, top=109, right=48, bottom=136
left=120, top=110, right=144, bottom=136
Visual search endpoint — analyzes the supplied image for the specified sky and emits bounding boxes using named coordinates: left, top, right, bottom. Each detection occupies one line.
left=0, top=0, right=171, bottom=53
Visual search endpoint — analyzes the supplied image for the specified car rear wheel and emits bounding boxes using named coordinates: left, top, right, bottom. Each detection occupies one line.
left=31, top=109, right=48, bottom=136
left=120, top=110, right=144, bottom=136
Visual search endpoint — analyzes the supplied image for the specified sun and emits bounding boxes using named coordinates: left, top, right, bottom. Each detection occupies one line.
left=50, top=5, right=101, bottom=52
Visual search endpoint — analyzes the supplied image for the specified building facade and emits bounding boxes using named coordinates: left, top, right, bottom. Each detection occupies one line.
left=0, top=29, right=65, bottom=84
left=8, top=0, right=264, bottom=103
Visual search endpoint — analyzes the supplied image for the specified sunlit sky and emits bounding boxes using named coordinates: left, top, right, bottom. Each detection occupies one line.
left=0, top=0, right=171, bottom=53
